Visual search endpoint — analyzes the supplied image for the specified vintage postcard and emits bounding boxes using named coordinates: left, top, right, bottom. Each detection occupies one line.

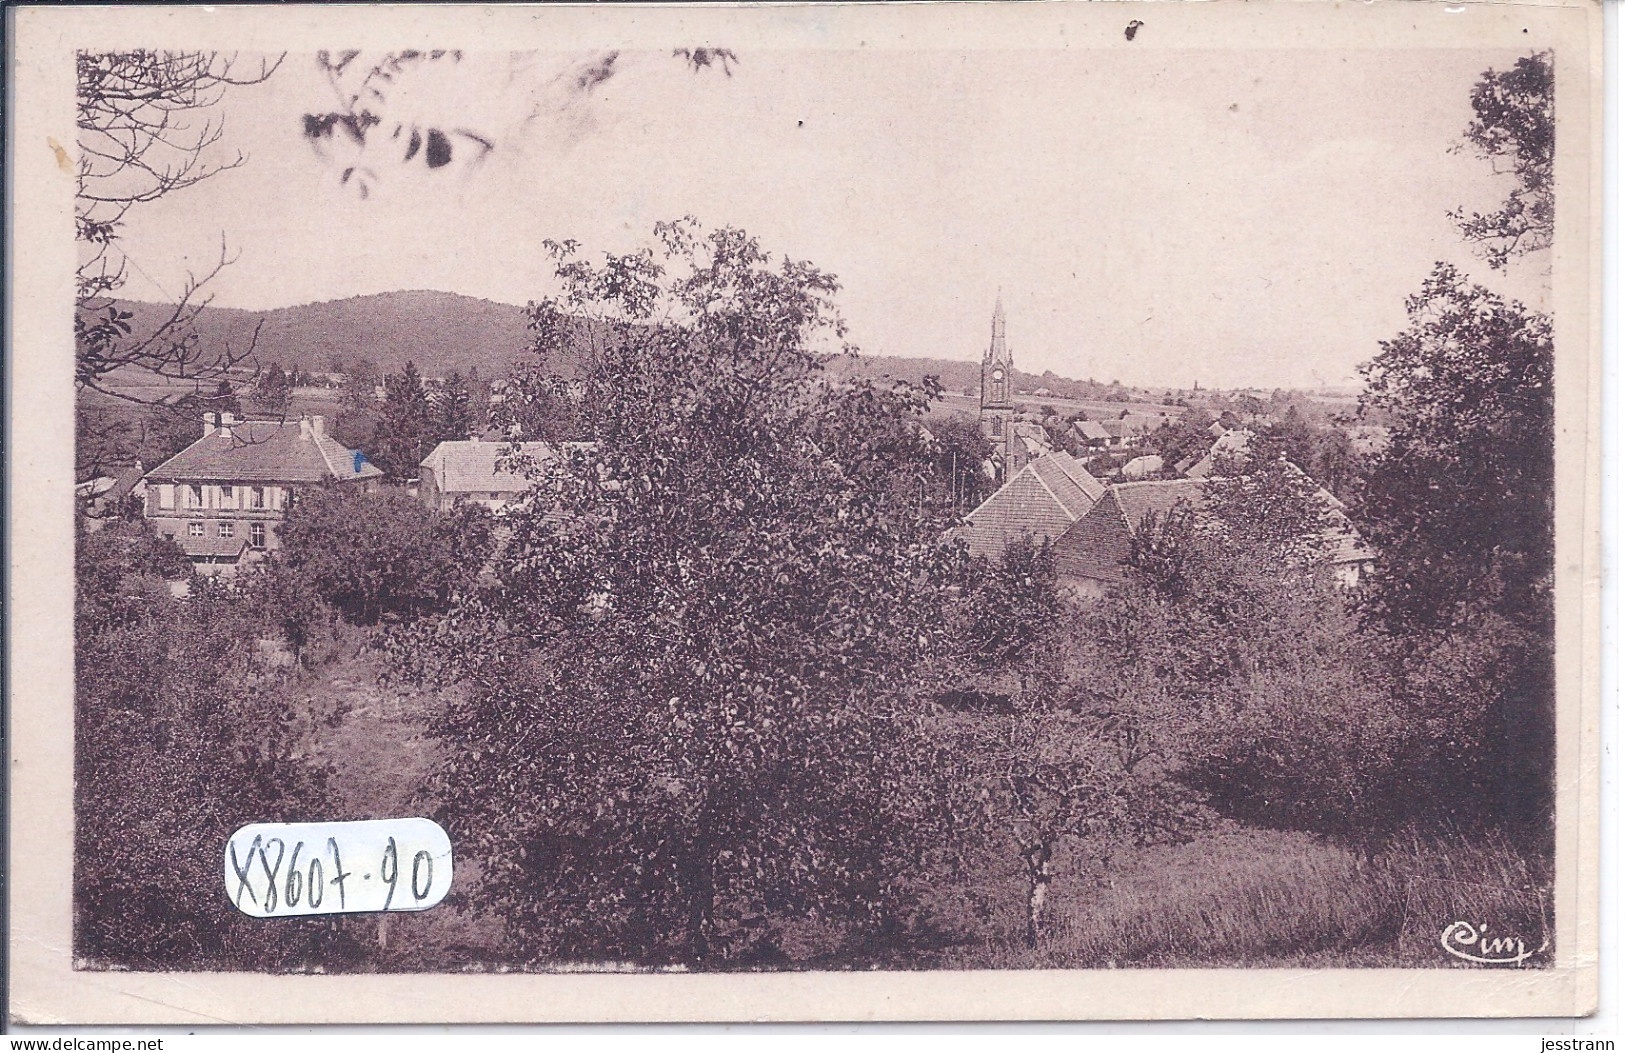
left=7, top=0, right=1602, bottom=1024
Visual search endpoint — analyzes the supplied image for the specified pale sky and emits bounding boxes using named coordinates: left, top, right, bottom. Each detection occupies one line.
left=112, top=47, right=1550, bottom=390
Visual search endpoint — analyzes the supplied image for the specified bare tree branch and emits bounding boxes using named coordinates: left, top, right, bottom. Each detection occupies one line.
left=75, top=51, right=283, bottom=408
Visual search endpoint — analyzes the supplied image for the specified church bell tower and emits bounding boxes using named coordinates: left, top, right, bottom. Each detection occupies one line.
left=980, top=294, right=1017, bottom=479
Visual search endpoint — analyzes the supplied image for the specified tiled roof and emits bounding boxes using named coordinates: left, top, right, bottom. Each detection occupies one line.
left=1074, top=420, right=1111, bottom=441
left=1033, top=450, right=1105, bottom=511
left=1112, top=479, right=1209, bottom=525
left=147, top=419, right=383, bottom=485
left=956, top=451, right=1104, bottom=558
left=1056, top=475, right=1371, bottom=582
left=1184, top=429, right=1253, bottom=479
left=1018, top=432, right=1049, bottom=456
left=420, top=440, right=556, bottom=494
left=1322, top=513, right=1375, bottom=564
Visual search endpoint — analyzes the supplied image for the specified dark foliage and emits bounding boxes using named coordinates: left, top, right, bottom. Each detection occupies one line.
left=272, top=487, right=495, bottom=626
left=75, top=523, right=362, bottom=969
left=1356, top=263, right=1555, bottom=829
left=1450, top=52, right=1555, bottom=270
left=397, top=220, right=977, bottom=966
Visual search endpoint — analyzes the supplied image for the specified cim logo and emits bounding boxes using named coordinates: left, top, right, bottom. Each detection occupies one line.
left=1439, top=920, right=1545, bottom=965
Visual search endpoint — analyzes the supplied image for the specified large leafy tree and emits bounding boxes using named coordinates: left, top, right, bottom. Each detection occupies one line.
left=1356, top=265, right=1554, bottom=827
left=1347, top=52, right=1559, bottom=835
left=272, top=487, right=494, bottom=627
left=1090, top=472, right=1471, bottom=847
left=942, top=540, right=1202, bottom=949
left=1357, top=265, right=1553, bottom=636
left=930, top=414, right=998, bottom=515
left=250, top=362, right=293, bottom=415
left=401, top=220, right=972, bottom=966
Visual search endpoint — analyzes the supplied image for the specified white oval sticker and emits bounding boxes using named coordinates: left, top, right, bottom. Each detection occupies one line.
left=224, top=818, right=452, bottom=917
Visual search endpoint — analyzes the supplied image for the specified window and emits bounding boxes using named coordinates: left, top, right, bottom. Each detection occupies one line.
left=250, top=523, right=266, bottom=549
left=189, top=522, right=205, bottom=537
left=218, top=485, right=237, bottom=509
left=218, top=522, right=234, bottom=539
left=248, top=486, right=265, bottom=509
left=186, top=484, right=203, bottom=509
left=157, top=484, right=174, bottom=510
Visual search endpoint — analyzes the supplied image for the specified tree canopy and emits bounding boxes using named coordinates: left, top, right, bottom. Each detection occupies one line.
left=1450, top=51, right=1555, bottom=270
left=1357, top=263, right=1554, bottom=636
left=401, top=219, right=974, bottom=965
left=273, top=486, right=494, bottom=626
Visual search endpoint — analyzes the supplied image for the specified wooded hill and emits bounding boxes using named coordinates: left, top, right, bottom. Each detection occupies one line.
left=118, top=291, right=1172, bottom=401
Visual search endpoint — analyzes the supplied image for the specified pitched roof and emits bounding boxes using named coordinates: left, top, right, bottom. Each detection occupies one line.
left=104, top=462, right=146, bottom=503
left=1184, top=429, right=1254, bottom=479
left=1073, top=420, right=1111, bottom=441
left=1111, top=479, right=1209, bottom=526
left=1061, top=475, right=1371, bottom=580
left=147, top=419, right=383, bottom=485
left=419, top=440, right=557, bottom=494
left=1035, top=449, right=1106, bottom=509
left=956, top=451, right=1105, bottom=557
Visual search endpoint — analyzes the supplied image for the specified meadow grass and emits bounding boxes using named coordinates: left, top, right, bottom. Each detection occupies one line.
left=953, top=824, right=1552, bottom=969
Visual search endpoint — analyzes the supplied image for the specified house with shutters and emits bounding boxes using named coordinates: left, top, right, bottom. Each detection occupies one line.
left=143, top=413, right=383, bottom=573
left=955, top=450, right=1106, bottom=559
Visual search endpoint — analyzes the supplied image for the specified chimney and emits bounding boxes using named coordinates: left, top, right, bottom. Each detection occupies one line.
left=219, top=412, right=235, bottom=439
left=311, top=415, right=326, bottom=439
left=204, top=412, right=219, bottom=438
left=299, top=417, right=312, bottom=439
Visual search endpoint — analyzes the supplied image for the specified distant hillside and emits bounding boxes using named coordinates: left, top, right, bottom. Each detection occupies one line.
left=823, top=354, right=1181, bottom=406
left=120, top=291, right=537, bottom=379
left=115, top=291, right=1178, bottom=405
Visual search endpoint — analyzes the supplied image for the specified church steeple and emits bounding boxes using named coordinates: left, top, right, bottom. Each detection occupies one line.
left=988, top=292, right=1008, bottom=371
left=979, top=293, right=1017, bottom=480
left=982, top=292, right=1013, bottom=410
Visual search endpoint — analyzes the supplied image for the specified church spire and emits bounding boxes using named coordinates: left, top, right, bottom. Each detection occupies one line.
left=979, top=293, right=1017, bottom=481
left=987, top=290, right=1008, bottom=366
left=981, top=293, right=1013, bottom=408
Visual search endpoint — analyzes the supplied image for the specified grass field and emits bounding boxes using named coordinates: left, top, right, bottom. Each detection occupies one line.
left=298, top=646, right=507, bottom=970
left=940, top=825, right=1551, bottom=970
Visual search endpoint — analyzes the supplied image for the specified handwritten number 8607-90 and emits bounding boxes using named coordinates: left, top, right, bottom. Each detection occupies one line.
left=228, top=834, right=433, bottom=914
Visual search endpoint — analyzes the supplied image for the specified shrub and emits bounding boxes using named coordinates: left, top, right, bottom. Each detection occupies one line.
left=75, top=533, right=366, bottom=969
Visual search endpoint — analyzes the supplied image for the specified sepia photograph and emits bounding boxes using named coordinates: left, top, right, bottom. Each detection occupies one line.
left=8, top=0, right=1602, bottom=1023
